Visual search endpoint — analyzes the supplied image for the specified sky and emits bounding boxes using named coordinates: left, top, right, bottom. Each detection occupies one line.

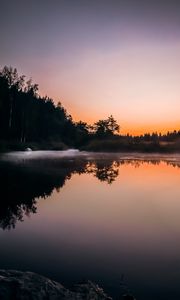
left=0, top=0, right=180, bottom=135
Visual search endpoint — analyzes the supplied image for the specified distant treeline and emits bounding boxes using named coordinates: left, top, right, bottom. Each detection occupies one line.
left=0, top=66, right=180, bottom=152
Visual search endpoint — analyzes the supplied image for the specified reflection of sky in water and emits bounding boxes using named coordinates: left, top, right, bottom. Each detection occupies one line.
left=0, top=159, right=180, bottom=299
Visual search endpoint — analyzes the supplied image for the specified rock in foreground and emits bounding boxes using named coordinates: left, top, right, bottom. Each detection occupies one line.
left=0, top=270, right=112, bottom=300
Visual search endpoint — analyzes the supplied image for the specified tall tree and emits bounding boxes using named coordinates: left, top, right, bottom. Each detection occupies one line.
left=94, top=115, right=120, bottom=137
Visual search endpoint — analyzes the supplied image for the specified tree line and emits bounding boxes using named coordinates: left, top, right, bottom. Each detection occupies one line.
left=0, top=66, right=180, bottom=151
left=0, top=66, right=120, bottom=149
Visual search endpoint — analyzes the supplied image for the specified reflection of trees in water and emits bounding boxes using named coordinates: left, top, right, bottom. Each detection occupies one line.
left=86, top=161, right=119, bottom=184
left=0, top=157, right=180, bottom=230
left=0, top=159, right=86, bottom=230
left=0, top=201, right=37, bottom=230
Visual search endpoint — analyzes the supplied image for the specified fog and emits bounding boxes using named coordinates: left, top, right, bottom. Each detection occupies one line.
left=1, top=150, right=180, bottom=165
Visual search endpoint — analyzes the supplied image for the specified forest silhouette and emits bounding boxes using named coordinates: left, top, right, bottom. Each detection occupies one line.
left=0, top=66, right=180, bottom=152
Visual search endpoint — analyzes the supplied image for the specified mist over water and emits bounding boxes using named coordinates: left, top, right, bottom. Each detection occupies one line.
left=0, top=149, right=82, bottom=162
left=0, top=151, right=180, bottom=299
left=2, top=149, right=180, bottom=163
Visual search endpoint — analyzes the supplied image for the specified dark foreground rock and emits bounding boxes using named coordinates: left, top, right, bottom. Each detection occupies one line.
left=0, top=270, right=112, bottom=300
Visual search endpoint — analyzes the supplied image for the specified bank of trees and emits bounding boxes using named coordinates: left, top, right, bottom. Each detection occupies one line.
left=1, top=66, right=180, bottom=152
left=0, top=66, right=74, bottom=144
left=0, top=66, right=120, bottom=149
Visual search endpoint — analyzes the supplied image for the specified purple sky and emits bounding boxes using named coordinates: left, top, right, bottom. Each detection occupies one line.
left=1, top=0, right=180, bottom=134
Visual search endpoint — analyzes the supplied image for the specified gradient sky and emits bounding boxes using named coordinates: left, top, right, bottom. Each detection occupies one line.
left=0, top=0, right=180, bottom=135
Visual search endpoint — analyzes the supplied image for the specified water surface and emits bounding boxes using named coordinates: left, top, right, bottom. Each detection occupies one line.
left=0, top=151, right=180, bottom=299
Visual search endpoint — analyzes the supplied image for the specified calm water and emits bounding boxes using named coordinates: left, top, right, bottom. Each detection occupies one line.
left=1, top=151, right=180, bottom=299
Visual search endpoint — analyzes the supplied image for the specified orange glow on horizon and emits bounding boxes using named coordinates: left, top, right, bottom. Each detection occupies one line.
left=68, top=110, right=180, bottom=136
left=37, top=39, right=180, bottom=139
left=41, top=79, right=180, bottom=137
left=121, top=123, right=180, bottom=136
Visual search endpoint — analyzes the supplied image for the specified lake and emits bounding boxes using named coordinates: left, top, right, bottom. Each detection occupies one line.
left=0, top=150, right=180, bottom=299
